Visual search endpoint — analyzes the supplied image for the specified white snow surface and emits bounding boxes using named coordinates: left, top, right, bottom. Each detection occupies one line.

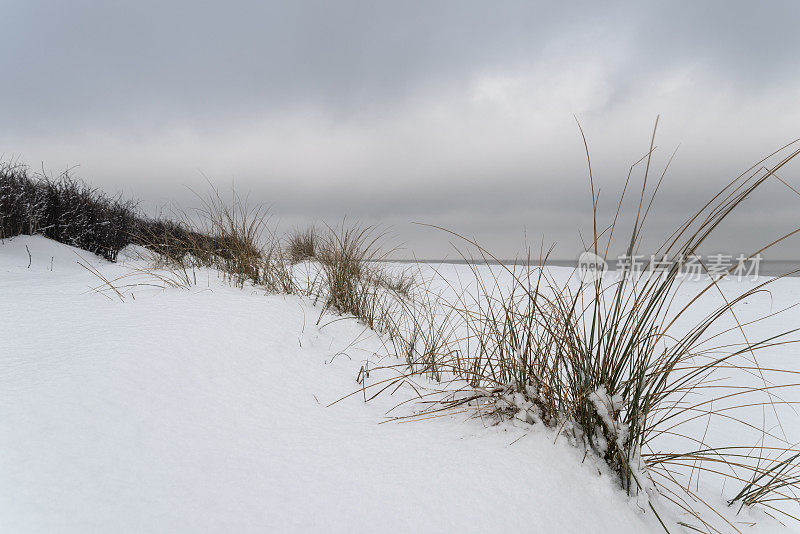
left=1, top=235, right=798, bottom=533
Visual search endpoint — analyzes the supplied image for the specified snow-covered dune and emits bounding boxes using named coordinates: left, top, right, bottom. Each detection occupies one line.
left=1, top=236, right=795, bottom=533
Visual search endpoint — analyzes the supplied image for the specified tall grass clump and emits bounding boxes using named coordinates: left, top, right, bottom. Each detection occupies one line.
left=195, top=187, right=268, bottom=288
left=378, top=123, right=800, bottom=530
left=0, top=162, right=137, bottom=260
left=314, top=222, right=402, bottom=333
left=287, top=226, right=317, bottom=263
left=134, top=188, right=295, bottom=293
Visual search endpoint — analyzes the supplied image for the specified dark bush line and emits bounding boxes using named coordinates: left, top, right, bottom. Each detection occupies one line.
left=0, top=163, right=141, bottom=261
left=0, top=162, right=228, bottom=263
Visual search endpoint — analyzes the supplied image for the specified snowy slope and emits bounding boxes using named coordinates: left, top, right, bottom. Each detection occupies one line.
left=0, top=236, right=795, bottom=533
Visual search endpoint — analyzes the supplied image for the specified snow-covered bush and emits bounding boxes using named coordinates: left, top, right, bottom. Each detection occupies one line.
left=0, top=162, right=137, bottom=260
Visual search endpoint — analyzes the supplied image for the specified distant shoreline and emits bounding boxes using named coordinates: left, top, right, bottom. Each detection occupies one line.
left=381, top=258, right=800, bottom=277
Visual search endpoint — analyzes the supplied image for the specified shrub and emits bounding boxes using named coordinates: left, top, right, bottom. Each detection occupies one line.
left=0, top=163, right=137, bottom=261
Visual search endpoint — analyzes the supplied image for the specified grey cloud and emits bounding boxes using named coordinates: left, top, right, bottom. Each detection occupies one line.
left=0, top=1, right=680, bottom=128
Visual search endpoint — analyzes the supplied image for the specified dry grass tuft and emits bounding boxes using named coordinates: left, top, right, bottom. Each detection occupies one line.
left=313, top=222, right=395, bottom=332
left=287, top=226, right=317, bottom=263
left=133, top=187, right=295, bottom=293
left=375, top=268, right=418, bottom=299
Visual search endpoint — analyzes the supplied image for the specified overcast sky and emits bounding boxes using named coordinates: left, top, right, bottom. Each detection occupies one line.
left=2, top=1, right=799, bottom=259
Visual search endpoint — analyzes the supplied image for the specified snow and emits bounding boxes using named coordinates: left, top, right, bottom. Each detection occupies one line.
left=588, top=386, right=630, bottom=453
left=1, top=235, right=797, bottom=533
